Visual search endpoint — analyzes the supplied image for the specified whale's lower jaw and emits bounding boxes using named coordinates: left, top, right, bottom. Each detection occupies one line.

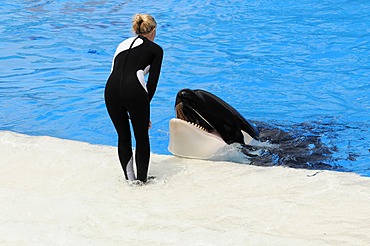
left=168, top=118, right=226, bottom=159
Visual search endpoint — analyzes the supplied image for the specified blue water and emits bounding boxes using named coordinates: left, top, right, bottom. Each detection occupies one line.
left=1, top=1, right=369, bottom=176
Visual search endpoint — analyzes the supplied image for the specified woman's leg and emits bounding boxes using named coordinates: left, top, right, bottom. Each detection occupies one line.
left=105, top=102, right=135, bottom=180
left=129, top=102, right=150, bottom=182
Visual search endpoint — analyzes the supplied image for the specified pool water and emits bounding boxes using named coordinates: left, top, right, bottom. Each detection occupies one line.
left=0, top=0, right=369, bottom=176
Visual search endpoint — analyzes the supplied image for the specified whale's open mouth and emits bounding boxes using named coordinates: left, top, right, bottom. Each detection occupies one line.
left=169, top=102, right=227, bottom=159
left=172, top=88, right=259, bottom=145
left=175, top=102, right=214, bottom=134
left=169, top=88, right=260, bottom=159
left=175, top=103, right=187, bottom=121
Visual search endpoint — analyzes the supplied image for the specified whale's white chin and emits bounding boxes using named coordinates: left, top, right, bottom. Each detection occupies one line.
left=168, top=118, right=257, bottom=159
left=168, top=118, right=226, bottom=159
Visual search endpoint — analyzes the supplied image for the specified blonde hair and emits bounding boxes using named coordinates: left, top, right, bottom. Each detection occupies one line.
left=132, top=14, right=157, bottom=35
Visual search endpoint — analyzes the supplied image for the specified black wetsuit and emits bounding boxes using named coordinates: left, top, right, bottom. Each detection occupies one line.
left=104, top=35, right=163, bottom=182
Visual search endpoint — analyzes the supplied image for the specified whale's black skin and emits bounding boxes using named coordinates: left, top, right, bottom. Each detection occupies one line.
left=175, top=88, right=259, bottom=144
left=174, top=88, right=344, bottom=172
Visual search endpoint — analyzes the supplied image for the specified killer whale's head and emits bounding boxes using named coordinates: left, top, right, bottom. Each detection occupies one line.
left=175, top=89, right=219, bottom=134
left=168, top=88, right=259, bottom=159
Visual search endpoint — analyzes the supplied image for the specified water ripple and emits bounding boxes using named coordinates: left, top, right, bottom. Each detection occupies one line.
left=0, top=0, right=369, bottom=176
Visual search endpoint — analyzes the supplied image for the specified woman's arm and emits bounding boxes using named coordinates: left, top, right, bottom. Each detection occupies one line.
left=146, top=45, right=164, bottom=101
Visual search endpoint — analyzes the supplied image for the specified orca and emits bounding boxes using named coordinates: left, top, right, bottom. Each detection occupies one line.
left=168, top=88, right=259, bottom=159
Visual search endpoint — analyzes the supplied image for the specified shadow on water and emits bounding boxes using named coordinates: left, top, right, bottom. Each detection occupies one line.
left=212, top=120, right=356, bottom=173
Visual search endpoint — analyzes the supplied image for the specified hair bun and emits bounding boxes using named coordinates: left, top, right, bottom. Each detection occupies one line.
left=132, top=14, right=157, bottom=35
